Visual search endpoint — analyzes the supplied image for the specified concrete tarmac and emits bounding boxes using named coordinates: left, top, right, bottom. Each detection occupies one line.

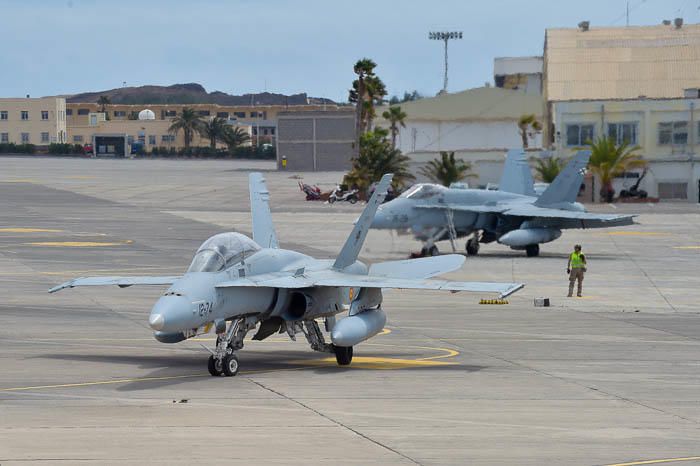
left=1, top=157, right=699, bottom=465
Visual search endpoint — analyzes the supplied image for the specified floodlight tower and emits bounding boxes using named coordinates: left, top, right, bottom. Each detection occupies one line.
left=428, top=31, right=463, bottom=93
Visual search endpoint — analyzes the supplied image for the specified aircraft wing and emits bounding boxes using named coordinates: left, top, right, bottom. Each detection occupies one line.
left=503, top=206, right=636, bottom=228
left=49, top=276, right=181, bottom=293
left=216, top=267, right=524, bottom=299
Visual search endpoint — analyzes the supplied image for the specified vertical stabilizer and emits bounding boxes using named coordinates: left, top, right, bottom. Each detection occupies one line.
left=534, top=151, right=591, bottom=207
left=499, top=149, right=536, bottom=196
left=249, top=172, right=279, bottom=248
left=333, top=174, right=393, bottom=269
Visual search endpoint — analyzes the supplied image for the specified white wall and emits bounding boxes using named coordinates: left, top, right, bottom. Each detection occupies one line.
left=395, top=120, right=541, bottom=154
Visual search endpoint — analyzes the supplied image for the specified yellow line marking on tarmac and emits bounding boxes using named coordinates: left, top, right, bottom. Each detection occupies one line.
left=288, top=356, right=455, bottom=369
left=673, top=246, right=700, bottom=250
left=0, top=228, right=63, bottom=233
left=65, top=176, right=96, bottom=179
left=604, top=456, right=700, bottom=466
left=25, top=240, right=133, bottom=247
left=1, top=179, right=37, bottom=183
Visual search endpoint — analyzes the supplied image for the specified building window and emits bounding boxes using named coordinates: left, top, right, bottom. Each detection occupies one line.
left=658, top=182, right=688, bottom=199
left=41, top=132, right=49, bottom=143
left=41, top=111, right=49, bottom=120
left=270, top=128, right=275, bottom=135
left=77, top=108, right=90, bottom=115
left=114, top=110, right=126, bottom=117
left=0, top=111, right=7, bottom=120
left=217, top=112, right=229, bottom=118
left=252, top=127, right=258, bottom=136
left=164, top=110, right=177, bottom=118
left=608, top=122, right=638, bottom=145
left=148, top=135, right=156, bottom=145
left=21, top=133, right=29, bottom=143
left=565, top=124, right=594, bottom=146
left=21, top=111, right=29, bottom=120
left=161, top=134, right=175, bottom=143
left=1, top=133, right=8, bottom=143
left=250, top=111, right=260, bottom=118
left=73, top=135, right=83, bottom=143
left=658, top=121, right=688, bottom=145
left=233, top=112, right=245, bottom=118
left=66, top=108, right=73, bottom=116
left=197, top=110, right=210, bottom=117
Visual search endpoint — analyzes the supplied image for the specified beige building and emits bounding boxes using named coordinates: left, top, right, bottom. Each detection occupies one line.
left=0, top=97, right=67, bottom=145
left=544, top=21, right=700, bottom=201
left=65, top=102, right=341, bottom=147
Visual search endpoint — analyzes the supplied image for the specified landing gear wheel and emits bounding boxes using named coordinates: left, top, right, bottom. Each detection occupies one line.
left=207, top=355, right=223, bottom=376
left=334, top=345, right=353, bottom=366
left=525, top=244, right=540, bottom=257
left=428, top=245, right=439, bottom=256
left=466, top=238, right=480, bottom=256
left=349, top=197, right=357, bottom=204
left=222, top=353, right=240, bottom=376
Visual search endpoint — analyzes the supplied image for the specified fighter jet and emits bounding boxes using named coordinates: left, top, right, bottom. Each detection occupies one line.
left=371, top=150, right=635, bottom=257
left=49, top=173, right=523, bottom=376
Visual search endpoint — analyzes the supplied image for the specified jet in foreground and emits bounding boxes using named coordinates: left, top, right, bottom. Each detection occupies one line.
left=50, top=173, right=523, bottom=376
left=371, top=150, right=636, bottom=257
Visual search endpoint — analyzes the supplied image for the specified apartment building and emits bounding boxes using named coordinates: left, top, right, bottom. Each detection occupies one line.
left=0, top=97, right=67, bottom=145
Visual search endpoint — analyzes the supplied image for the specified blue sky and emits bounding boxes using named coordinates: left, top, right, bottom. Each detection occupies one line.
left=1, top=0, right=699, bottom=101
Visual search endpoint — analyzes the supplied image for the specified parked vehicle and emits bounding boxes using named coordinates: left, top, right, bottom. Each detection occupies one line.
left=83, top=143, right=94, bottom=156
left=329, top=185, right=359, bottom=204
left=298, top=181, right=322, bottom=201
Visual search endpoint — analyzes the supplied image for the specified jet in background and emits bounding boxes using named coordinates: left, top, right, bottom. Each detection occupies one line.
left=371, top=150, right=636, bottom=257
left=49, top=173, right=523, bottom=376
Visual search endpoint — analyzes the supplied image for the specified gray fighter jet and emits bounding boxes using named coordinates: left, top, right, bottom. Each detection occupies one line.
left=371, top=150, right=636, bottom=257
left=49, top=173, right=523, bottom=376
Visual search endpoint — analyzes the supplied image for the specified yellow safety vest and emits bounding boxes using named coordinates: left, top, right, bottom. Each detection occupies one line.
left=570, top=252, right=585, bottom=269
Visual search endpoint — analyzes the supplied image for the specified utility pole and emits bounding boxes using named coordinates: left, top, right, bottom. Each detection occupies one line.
left=428, top=31, right=463, bottom=94
left=626, top=0, right=630, bottom=26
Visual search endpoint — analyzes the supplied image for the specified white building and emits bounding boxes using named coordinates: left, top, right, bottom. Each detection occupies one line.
left=377, top=87, right=543, bottom=186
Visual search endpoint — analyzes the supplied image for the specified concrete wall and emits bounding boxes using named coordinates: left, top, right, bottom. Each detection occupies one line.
left=0, top=97, right=67, bottom=145
left=277, top=111, right=355, bottom=171
left=553, top=98, right=700, bottom=201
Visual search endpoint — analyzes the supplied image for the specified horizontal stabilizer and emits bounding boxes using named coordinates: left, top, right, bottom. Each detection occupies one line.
left=49, top=276, right=181, bottom=293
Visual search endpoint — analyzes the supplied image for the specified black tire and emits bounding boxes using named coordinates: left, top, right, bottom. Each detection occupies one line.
left=208, top=355, right=223, bottom=376
left=525, top=244, right=540, bottom=257
left=348, top=196, right=358, bottom=204
left=222, top=353, right=240, bottom=376
left=334, top=345, right=353, bottom=366
left=466, top=239, right=479, bottom=256
left=329, top=197, right=336, bottom=204
left=429, top=245, right=439, bottom=256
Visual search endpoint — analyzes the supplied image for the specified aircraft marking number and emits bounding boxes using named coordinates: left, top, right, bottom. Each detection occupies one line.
left=197, top=301, right=213, bottom=316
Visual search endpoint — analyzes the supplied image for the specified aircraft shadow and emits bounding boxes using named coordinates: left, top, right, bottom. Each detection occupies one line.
left=37, top=349, right=485, bottom=391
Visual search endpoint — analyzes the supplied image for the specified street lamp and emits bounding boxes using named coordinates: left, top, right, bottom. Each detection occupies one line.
left=428, top=31, right=463, bottom=94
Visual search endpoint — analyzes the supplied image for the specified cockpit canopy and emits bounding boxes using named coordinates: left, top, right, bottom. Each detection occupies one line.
left=187, top=232, right=261, bottom=273
left=399, top=183, right=447, bottom=200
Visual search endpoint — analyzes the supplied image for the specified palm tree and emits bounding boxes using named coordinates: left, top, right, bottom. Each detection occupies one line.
left=533, top=156, right=566, bottom=183
left=382, top=106, right=407, bottom=149
left=363, top=75, right=387, bottom=131
left=97, top=95, right=111, bottom=113
left=419, top=151, right=476, bottom=186
left=199, top=117, right=230, bottom=149
left=222, top=126, right=251, bottom=153
left=518, top=114, right=542, bottom=149
left=168, top=107, right=204, bottom=148
left=349, top=58, right=383, bottom=142
left=589, top=136, right=647, bottom=202
left=344, top=127, right=414, bottom=193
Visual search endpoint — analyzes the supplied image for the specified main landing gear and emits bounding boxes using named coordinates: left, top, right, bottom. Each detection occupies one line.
left=208, top=317, right=255, bottom=377
left=466, top=235, right=480, bottom=256
left=294, top=318, right=354, bottom=366
left=525, top=244, right=540, bottom=257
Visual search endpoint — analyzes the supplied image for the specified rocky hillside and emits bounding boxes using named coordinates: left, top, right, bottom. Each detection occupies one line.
left=66, top=83, right=336, bottom=106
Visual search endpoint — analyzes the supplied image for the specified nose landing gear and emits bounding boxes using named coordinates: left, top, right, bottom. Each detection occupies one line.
left=208, top=317, right=254, bottom=377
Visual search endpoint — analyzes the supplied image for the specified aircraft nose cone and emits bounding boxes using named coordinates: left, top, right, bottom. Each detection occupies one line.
left=149, top=313, right=165, bottom=331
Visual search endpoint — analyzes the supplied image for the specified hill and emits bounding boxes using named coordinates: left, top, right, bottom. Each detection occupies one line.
left=66, top=83, right=337, bottom=106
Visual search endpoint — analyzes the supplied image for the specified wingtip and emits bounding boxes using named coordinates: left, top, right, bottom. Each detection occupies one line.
left=499, top=283, right=525, bottom=299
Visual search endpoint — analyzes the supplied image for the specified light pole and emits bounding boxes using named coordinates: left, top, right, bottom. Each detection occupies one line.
left=428, top=31, right=463, bottom=94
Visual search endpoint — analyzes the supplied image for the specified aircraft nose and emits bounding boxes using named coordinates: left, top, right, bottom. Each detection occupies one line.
left=149, top=295, right=192, bottom=333
left=149, top=313, right=165, bottom=331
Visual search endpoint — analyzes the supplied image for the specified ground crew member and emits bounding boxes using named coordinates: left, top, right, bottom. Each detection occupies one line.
left=567, top=244, right=587, bottom=297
